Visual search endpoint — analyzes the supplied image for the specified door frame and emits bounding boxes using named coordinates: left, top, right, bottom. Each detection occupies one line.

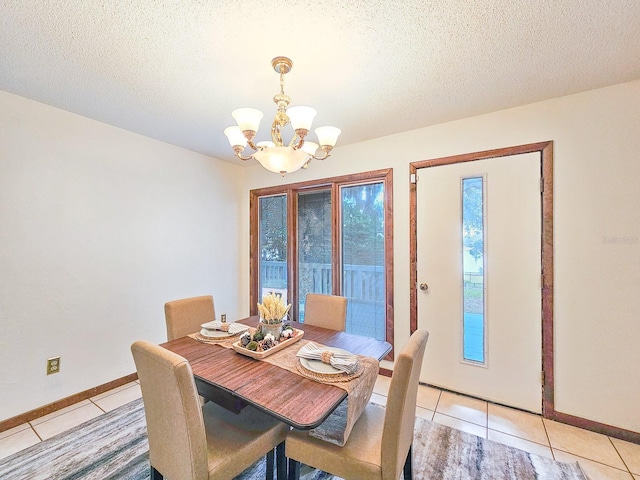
left=409, top=141, right=554, bottom=416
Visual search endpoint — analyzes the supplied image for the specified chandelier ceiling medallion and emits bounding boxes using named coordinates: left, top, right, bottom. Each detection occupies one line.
left=224, top=56, right=341, bottom=176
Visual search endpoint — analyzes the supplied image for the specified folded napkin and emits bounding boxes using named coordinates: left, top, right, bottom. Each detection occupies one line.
left=200, top=321, right=249, bottom=335
left=297, top=342, right=360, bottom=374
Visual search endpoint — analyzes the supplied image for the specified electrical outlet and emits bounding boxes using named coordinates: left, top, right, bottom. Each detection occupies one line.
left=47, top=356, right=61, bottom=375
left=220, top=313, right=227, bottom=322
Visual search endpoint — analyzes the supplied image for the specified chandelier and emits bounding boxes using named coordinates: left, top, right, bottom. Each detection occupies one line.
left=224, top=56, right=341, bottom=176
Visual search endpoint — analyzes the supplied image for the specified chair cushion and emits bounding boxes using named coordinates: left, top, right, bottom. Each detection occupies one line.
left=304, top=294, right=347, bottom=331
left=286, top=404, right=385, bottom=480
left=204, top=402, right=289, bottom=479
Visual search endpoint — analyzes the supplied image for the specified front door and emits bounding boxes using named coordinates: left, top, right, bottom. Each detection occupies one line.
left=416, top=152, right=542, bottom=412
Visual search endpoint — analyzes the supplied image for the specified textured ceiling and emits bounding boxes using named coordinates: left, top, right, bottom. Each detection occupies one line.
left=2, top=1, right=640, bottom=164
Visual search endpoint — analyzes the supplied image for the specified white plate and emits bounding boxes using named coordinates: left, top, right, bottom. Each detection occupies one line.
left=199, top=328, right=233, bottom=338
left=299, top=347, right=351, bottom=375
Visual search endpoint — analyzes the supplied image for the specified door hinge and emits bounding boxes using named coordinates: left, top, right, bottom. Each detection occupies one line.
left=410, top=173, right=417, bottom=184
left=541, top=371, right=545, bottom=385
left=540, top=177, right=544, bottom=193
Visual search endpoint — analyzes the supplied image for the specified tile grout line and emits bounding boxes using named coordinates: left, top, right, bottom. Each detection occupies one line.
left=551, top=446, right=633, bottom=475
left=487, top=427, right=556, bottom=449
left=29, top=423, right=43, bottom=443
left=90, top=398, right=108, bottom=414
left=29, top=400, right=90, bottom=427
left=432, top=389, right=442, bottom=415
left=608, top=435, right=633, bottom=475
left=541, top=417, right=556, bottom=461
left=484, top=400, right=488, bottom=438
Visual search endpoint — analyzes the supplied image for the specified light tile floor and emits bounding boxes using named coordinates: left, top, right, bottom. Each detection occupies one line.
left=1, top=377, right=638, bottom=480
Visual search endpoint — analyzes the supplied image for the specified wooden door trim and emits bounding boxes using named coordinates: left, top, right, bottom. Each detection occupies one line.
left=409, top=141, right=553, bottom=412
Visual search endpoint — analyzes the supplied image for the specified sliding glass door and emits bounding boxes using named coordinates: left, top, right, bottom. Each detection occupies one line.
left=258, top=194, right=288, bottom=302
left=251, top=169, right=393, bottom=349
left=341, top=183, right=386, bottom=340
left=297, top=189, right=332, bottom=322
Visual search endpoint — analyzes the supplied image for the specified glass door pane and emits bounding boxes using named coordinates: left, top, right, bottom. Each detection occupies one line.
left=297, top=189, right=332, bottom=322
left=341, top=183, right=386, bottom=340
left=258, top=195, right=288, bottom=303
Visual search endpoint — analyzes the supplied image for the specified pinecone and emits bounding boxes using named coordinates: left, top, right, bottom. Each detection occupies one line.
left=262, top=333, right=275, bottom=350
left=240, top=332, right=251, bottom=347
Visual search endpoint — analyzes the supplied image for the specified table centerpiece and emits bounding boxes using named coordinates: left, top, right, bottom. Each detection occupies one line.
left=257, top=292, right=291, bottom=338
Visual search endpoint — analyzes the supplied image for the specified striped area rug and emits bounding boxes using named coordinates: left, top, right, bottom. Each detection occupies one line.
left=0, top=398, right=586, bottom=479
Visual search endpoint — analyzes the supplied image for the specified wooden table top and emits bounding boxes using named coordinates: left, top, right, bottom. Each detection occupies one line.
left=161, top=316, right=392, bottom=429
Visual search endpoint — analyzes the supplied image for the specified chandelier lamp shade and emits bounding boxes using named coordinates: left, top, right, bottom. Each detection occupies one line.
left=224, top=56, right=341, bottom=175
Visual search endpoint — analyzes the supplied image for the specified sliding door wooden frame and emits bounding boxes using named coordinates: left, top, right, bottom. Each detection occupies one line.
left=250, top=168, right=394, bottom=357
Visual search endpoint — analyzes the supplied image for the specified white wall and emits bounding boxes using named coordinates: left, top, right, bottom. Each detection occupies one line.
left=0, top=91, right=245, bottom=420
left=3, top=80, right=638, bottom=433
left=242, top=80, right=640, bottom=433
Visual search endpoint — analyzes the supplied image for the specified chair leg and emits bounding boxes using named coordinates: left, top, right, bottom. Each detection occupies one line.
left=287, top=458, right=301, bottom=480
left=403, top=443, right=413, bottom=479
left=266, top=449, right=275, bottom=480
left=150, top=466, right=164, bottom=480
left=276, top=442, right=287, bottom=480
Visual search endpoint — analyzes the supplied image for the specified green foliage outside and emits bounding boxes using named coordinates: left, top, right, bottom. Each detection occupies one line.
left=259, top=184, right=385, bottom=266
left=463, top=177, right=484, bottom=261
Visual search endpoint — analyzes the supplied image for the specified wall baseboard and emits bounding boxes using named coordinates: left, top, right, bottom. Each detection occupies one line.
left=547, top=409, right=640, bottom=445
left=0, top=373, right=138, bottom=434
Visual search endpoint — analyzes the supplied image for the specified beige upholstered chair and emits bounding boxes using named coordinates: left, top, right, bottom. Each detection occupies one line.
left=303, top=294, right=347, bottom=331
left=164, top=295, right=215, bottom=340
left=131, top=340, right=289, bottom=480
left=286, top=329, right=429, bottom=480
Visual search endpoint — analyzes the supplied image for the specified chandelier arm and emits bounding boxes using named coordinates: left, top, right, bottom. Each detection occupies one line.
left=246, top=139, right=259, bottom=151
left=309, top=152, right=329, bottom=161
left=288, top=133, right=302, bottom=149
left=309, top=145, right=333, bottom=161
left=234, top=152, right=255, bottom=161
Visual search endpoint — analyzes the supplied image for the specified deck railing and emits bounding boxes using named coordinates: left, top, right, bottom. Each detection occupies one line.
left=260, top=261, right=385, bottom=302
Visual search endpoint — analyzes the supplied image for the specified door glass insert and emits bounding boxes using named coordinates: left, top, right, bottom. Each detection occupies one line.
left=462, top=176, right=486, bottom=363
left=259, top=195, right=288, bottom=302
left=341, top=183, right=386, bottom=340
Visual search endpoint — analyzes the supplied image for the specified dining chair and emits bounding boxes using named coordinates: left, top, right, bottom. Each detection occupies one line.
left=303, top=294, right=347, bottom=331
left=164, top=295, right=215, bottom=340
left=131, top=340, right=289, bottom=480
left=285, top=329, right=429, bottom=480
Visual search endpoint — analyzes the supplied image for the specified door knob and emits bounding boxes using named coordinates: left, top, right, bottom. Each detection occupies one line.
left=419, top=283, right=429, bottom=291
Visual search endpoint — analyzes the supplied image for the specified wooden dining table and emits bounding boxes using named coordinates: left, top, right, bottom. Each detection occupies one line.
left=161, top=315, right=392, bottom=430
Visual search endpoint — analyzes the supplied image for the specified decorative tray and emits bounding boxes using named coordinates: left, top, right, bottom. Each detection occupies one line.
left=232, top=328, right=304, bottom=359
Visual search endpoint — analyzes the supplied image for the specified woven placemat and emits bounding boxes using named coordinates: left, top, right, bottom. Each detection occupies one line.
left=295, top=359, right=364, bottom=383
left=190, top=332, right=243, bottom=344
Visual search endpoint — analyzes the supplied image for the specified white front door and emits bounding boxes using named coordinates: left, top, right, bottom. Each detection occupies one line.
left=416, top=153, right=542, bottom=412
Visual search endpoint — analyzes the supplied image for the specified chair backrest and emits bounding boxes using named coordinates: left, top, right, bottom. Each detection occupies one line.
left=164, top=295, right=215, bottom=340
left=381, top=329, right=429, bottom=480
left=131, top=340, right=208, bottom=480
left=303, top=294, right=347, bottom=331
